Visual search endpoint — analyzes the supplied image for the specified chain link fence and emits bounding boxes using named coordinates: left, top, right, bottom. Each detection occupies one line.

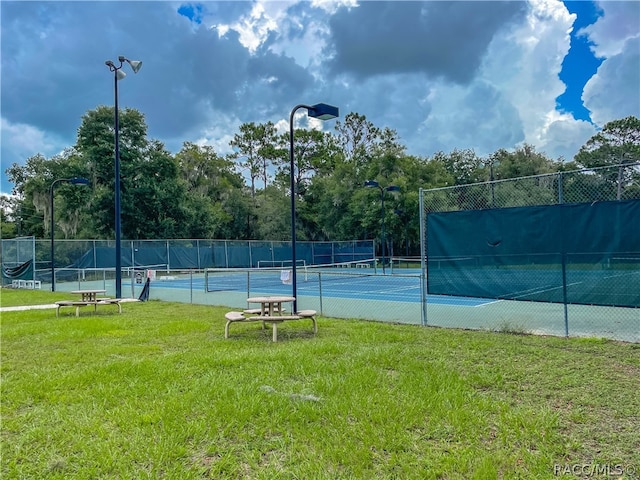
left=420, top=163, right=640, bottom=342
left=2, top=165, right=637, bottom=343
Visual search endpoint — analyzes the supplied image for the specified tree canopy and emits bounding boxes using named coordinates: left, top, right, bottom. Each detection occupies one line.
left=3, top=110, right=639, bottom=256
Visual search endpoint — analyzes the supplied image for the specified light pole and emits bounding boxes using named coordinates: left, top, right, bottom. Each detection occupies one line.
left=105, top=56, right=142, bottom=298
left=50, top=177, right=89, bottom=292
left=364, top=180, right=400, bottom=274
left=289, top=103, right=339, bottom=312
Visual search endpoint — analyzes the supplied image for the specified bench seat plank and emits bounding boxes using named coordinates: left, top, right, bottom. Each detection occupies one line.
left=55, top=299, right=122, bottom=317
left=243, top=307, right=285, bottom=315
left=224, top=310, right=317, bottom=341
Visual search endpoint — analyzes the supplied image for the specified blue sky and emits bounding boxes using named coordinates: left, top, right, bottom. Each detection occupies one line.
left=1, top=0, right=639, bottom=195
left=557, top=1, right=604, bottom=122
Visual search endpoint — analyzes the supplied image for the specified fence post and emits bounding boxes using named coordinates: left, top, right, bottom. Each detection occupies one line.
left=560, top=205, right=569, bottom=336
left=166, top=240, right=170, bottom=271
left=558, top=172, right=564, bottom=204
left=197, top=239, right=201, bottom=270
left=617, top=165, right=623, bottom=200
left=319, top=272, right=324, bottom=315
left=419, top=188, right=428, bottom=326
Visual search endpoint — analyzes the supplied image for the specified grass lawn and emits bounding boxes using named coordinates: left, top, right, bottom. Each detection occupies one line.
left=1, top=288, right=639, bottom=479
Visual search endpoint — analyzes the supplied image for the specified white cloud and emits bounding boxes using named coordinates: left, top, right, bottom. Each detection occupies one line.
left=0, top=118, right=68, bottom=193
left=535, top=111, right=595, bottom=160
left=215, top=1, right=289, bottom=53
left=580, top=2, right=640, bottom=127
left=1, top=118, right=59, bottom=154
left=310, top=0, right=357, bottom=15
left=581, top=1, right=640, bottom=58
left=487, top=0, right=573, bottom=144
left=2, top=0, right=638, bottom=194
left=417, top=0, right=589, bottom=159
left=583, top=36, right=640, bottom=127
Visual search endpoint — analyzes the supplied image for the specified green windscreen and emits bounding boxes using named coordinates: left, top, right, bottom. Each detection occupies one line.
left=2, top=259, right=34, bottom=283
left=426, top=200, right=640, bottom=307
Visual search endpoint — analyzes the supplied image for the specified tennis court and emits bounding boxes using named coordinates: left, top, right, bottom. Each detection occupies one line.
left=148, top=262, right=487, bottom=307
left=43, top=261, right=637, bottom=342
left=133, top=260, right=636, bottom=342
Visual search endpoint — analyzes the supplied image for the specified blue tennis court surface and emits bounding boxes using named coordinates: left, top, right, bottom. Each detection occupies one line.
left=150, top=273, right=492, bottom=307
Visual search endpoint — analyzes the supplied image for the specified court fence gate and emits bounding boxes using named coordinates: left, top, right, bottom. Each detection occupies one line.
left=419, top=162, right=640, bottom=342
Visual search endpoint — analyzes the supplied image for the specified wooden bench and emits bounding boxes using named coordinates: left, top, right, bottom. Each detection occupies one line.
left=55, top=298, right=123, bottom=317
left=97, top=298, right=123, bottom=313
left=225, top=310, right=317, bottom=342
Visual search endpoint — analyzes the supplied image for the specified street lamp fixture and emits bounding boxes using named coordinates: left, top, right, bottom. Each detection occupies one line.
left=105, top=55, right=142, bottom=298
left=289, top=103, right=339, bottom=312
left=364, top=180, right=400, bottom=274
left=50, top=177, right=90, bottom=292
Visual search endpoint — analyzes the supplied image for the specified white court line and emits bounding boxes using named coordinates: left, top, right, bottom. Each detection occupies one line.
left=474, top=299, right=503, bottom=307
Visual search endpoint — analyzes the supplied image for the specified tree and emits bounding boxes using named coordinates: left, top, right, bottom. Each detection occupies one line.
left=275, top=128, right=340, bottom=196
left=122, top=140, right=191, bottom=239
left=491, top=144, right=557, bottom=179
left=0, top=195, right=16, bottom=238
left=432, top=149, right=484, bottom=186
left=230, top=122, right=282, bottom=197
left=5, top=150, right=90, bottom=239
left=176, top=143, right=241, bottom=196
left=574, top=116, right=640, bottom=200
left=175, top=142, right=246, bottom=238
left=334, top=112, right=382, bottom=171
left=74, top=106, right=151, bottom=238
left=253, top=186, right=291, bottom=241
left=76, top=106, right=147, bottom=187
left=6, top=154, right=50, bottom=238
left=575, top=116, right=640, bottom=168
left=219, top=187, right=256, bottom=240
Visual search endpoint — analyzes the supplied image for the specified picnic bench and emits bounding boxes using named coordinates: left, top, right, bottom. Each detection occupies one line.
left=224, top=309, right=317, bottom=342
left=55, top=298, right=123, bottom=317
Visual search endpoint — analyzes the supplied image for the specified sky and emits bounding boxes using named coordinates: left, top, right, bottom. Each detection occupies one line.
left=1, top=0, right=639, bottom=195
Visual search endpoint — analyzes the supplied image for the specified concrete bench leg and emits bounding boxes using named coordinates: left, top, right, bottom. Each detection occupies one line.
left=297, top=310, right=318, bottom=335
left=272, top=322, right=278, bottom=342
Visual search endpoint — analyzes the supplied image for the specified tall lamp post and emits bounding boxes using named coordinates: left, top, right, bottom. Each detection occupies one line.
left=50, top=177, right=90, bottom=292
left=289, top=103, right=339, bottom=312
left=105, top=55, right=142, bottom=298
left=364, top=180, right=400, bottom=274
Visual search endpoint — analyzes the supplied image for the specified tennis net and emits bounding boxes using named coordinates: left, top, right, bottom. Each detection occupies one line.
left=205, top=259, right=380, bottom=293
